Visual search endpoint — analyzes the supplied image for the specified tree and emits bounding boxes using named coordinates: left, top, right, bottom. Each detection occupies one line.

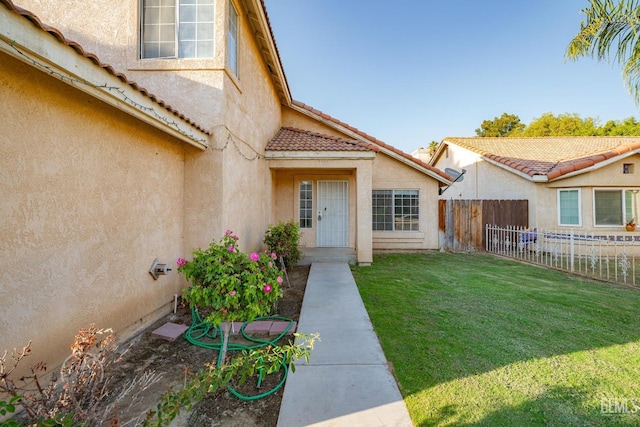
left=566, top=0, right=640, bottom=104
left=521, top=112, right=599, bottom=136
left=598, top=116, right=640, bottom=134
left=428, top=140, right=439, bottom=157
left=475, top=113, right=525, bottom=137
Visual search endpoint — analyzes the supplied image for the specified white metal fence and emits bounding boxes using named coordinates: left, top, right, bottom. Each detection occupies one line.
left=485, top=225, right=640, bottom=287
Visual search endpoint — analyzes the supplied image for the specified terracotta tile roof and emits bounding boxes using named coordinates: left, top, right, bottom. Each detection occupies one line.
left=291, top=101, right=452, bottom=182
left=266, top=127, right=378, bottom=152
left=0, top=0, right=210, bottom=136
left=443, top=136, right=640, bottom=180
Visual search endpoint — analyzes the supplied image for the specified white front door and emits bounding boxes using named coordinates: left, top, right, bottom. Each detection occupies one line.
left=317, top=180, right=349, bottom=247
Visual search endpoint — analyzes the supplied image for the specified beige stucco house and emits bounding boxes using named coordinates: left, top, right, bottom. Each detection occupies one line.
left=1, top=0, right=451, bottom=373
left=430, top=136, right=640, bottom=232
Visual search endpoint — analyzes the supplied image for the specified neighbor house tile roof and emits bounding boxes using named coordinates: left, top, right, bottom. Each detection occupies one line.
left=0, top=0, right=210, bottom=136
left=443, top=136, right=640, bottom=180
left=266, top=128, right=379, bottom=152
left=291, top=101, right=453, bottom=182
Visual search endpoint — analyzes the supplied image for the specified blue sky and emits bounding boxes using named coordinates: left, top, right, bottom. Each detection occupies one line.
left=264, top=0, right=639, bottom=154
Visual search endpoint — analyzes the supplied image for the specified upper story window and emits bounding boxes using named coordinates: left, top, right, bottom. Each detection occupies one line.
left=141, top=0, right=215, bottom=59
left=228, top=2, right=238, bottom=75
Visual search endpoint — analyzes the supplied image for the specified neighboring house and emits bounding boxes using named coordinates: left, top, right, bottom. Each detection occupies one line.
left=1, top=0, right=451, bottom=373
left=431, top=136, right=640, bottom=232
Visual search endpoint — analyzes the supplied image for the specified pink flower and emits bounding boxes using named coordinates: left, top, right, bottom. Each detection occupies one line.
left=227, top=245, right=234, bottom=252
left=177, top=258, right=187, bottom=267
left=250, top=252, right=260, bottom=262
left=229, top=291, right=236, bottom=296
left=268, top=261, right=273, bottom=268
left=271, top=253, right=278, bottom=260
left=263, top=284, right=272, bottom=293
left=277, top=276, right=283, bottom=284
left=225, top=230, right=233, bottom=236
left=232, top=234, right=239, bottom=240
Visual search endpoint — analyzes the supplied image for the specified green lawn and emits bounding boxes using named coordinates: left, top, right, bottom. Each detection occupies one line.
left=351, top=253, right=640, bottom=426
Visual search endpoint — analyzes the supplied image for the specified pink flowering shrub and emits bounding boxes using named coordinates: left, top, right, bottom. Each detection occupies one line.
left=177, top=231, right=283, bottom=326
left=263, top=220, right=301, bottom=269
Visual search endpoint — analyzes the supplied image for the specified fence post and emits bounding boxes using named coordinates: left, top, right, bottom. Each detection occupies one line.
left=570, top=229, right=575, bottom=272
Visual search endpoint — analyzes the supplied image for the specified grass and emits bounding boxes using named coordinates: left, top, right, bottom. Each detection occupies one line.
left=351, top=252, right=640, bottom=426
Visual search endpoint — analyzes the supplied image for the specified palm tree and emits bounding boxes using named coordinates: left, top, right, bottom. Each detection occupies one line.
left=566, top=0, right=640, bottom=104
left=428, top=140, right=439, bottom=157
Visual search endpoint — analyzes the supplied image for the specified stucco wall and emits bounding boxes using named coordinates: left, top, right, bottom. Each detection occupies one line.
left=215, top=0, right=283, bottom=253
left=539, top=155, right=640, bottom=232
left=16, top=0, right=285, bottom=254
left=269, top=166, right=360, bottom=249
left=372, top=154, right=440, bottom=250
left=281, top=108, right=352, bottom=138
left=435, top=145, right=640, bottom=233
left=1, top=53, right=187, bottom=373
left=434, top=145, right=538, bottom=225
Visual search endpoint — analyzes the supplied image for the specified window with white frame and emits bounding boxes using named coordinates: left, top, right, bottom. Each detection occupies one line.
left=372, top=189, right=419, bottom=231
left=594, top=189, right=637, bottom=226
left=228, top=1, right=238, bottom=75
left=141, top=0, right=215, bottom=59
left=558, top=189, right=581, bottom=226
left=299, top=181, right=313, bottom=229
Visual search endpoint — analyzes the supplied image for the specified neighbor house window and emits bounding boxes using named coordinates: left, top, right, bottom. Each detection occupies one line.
left=594, top=189, right=637, bottom=226
left=558, top=189, right=581, bottom=226
left=141, top=0, right=215, bottom=59
left=228, top=1, right=238, bottom=75
left=299, top=181, right=313, bottom=229
left=372, top=190, right=419, bottom=231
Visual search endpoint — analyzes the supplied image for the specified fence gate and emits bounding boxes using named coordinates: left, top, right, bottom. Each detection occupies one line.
left=439, top=199, right=528, bottom=252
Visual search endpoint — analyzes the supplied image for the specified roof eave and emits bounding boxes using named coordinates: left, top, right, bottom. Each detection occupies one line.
left=290, top=103, right=452, bottom=185
left=0, top=6, right=209, bottom=149
left=245, top=0, right=292, bottom=105
left=482, top=157, right=540, bottom=182
left=547, top=148, right=640, bottom=182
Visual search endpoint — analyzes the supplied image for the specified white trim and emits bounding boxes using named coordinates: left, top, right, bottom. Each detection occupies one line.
left=246, top=0, right=291, bottom=104
left=444, top=140, right=640, bottom=183
left=0, top=8, right=209, bottom=150
left=372, top=188, right=420, bottom=232
left=317, top=180, right=349, bottom=247
left=557, top=188, right=582, bottom=227
left=289, top=103, right=452, bottom=185
left=227, top=0, right=239, bottom=77
left=549, top=150, right=640, bottom=182
left=592, top=188, right=638, bottom=227
left=298, top=180, right=313, bottom=230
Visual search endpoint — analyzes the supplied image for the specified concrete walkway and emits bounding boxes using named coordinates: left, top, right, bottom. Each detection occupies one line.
left=277, top=262, right=413, bottom=427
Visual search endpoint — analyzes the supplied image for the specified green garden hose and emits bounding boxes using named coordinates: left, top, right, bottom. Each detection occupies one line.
left=183, top=308, right=294, bottom=400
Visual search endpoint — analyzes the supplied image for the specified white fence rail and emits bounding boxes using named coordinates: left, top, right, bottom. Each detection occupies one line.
left=485, top=225, right=640, bottom=287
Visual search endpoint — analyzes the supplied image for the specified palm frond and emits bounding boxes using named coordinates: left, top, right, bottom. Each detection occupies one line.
left=566, top=0, right=640, bottom=104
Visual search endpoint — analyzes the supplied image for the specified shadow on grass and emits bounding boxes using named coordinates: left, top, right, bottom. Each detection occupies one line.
left=352, top=252, right=640, bottom=425
left=420, top=386, right=640, bottom=427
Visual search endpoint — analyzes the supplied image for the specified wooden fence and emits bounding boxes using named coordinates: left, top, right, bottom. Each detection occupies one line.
left=438, top=199, right=528, bottom=252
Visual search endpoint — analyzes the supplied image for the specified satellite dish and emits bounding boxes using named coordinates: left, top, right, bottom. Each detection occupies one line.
left=445, top=168, right=465, bottom=182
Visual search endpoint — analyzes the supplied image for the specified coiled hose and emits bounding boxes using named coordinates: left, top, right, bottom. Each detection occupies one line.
left=183, top=308, right=295, bottom=400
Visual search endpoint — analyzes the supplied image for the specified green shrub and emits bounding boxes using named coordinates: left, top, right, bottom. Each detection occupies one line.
left=263, top=220, right=301, bottom=269
left=178, top=230, right=284, bottom=326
